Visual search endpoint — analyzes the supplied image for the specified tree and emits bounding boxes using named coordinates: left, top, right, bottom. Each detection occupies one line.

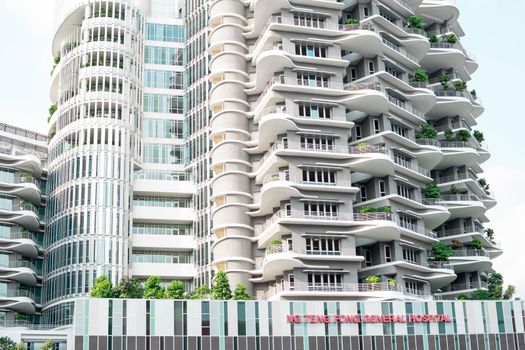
left=485, top=228, right=495, bottom=240
left=143, top=276, right=166, bottom=299
left=40, top=340, right=54, bottom=350
left=91, top=275, right=114, bottom=298
left=211, top=271, right=232, bottom=300
left=503, top=285, right=516, bottom=300
left=424, top=182, right=441, bottom=199
left=15, top=342, right=26, bottom=350
left=488, top=272, right=504, bottom=299
left=416, top=123, right=437, bottom=140
left=189, top=285, right=211, bottom=300
left=430, top=243, right=453, bottom=261
left=0, top=337, right=16, bottom=350
left=114, top=277, right=143, bottom=298
left=413, top=68, right=429, bottom=83
left=467, top=289, right=493, bottom=300
left=165, top=280, right=185, bottom=299
left=233, top=283, right=251, bottom=300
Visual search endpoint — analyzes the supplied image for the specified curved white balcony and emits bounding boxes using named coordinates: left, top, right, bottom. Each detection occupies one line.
left=0, top=233, right=41, bottom=259
left=258, top=281, right=410, bottom=301
left=418, top=1, right=460, bottom=33
left=0, top=177, right=43, bottom=205
left=0, top=261, right=40, bottom=286
left=436, top=141, right=489, bottom=168
left=421, top=41, right=477, bottom=77
left=438, top=193, right=486, bottom=220
left=359, top=260, right=456, bottom=289
left=436, top=280, right=488, bottom=299
left=255, top=210, right=397, bottom=248
left=435, top=172, right=496, bottom=206
left=0, top=204, right=43, bottom=232
left=428, top=89, right=483, bottom=120
left=0, top=290, right=39, bottom=314
left=447, top=249, right=492, bottom=273
left=0, top=153, right=44, bottom=178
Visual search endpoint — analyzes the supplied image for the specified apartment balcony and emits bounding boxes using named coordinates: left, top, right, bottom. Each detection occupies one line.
left=435, top=172, right=495, bottom=204
left=447, top=249, right=492, bottom=273
left=387, top=94, right=426, bottom=123
left=257, top=281, right=409, bottom=301
left=0, top=230, right=42, bottom=258
left=0, top=176, right=43, bottom=204
left=395, top=219, right=439, bottom=243
left=436, top=141, right=489, bottom=169
left=0, top=261, right=41, bottom=286
left=132, top=205, right=195, bottom=224
left=381, top=36, right=419, bottom=66
left=436, top=226, right=503, bottom=259
left=0, top=289, right=39, bottom=314
left=430, top=89, right=484, bottom=120
left=133, top=178, right=195, bottom=197
left=421, top=38, right=477, bottom=76
left=0, top=204, right=43, bottom=232
left=392, top=154, right=432, bottom=180
left=436, top=281, right=488, bottom=299
left=130, top=234, right=196, bottom=252
left=433, top=119, right=472, bottom=132
left=131, top=261, right=196, bottom=280
left=255, top=209, right=396, bottom=248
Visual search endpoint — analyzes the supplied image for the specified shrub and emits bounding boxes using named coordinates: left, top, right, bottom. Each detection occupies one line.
left=470, top=239, right=483, bottom=250
left=113, top=277, right=143, bottom=299
left=40, top=340, right=54, bottom=350
left=359, top=206, right=392, bottom=214
left=416, top=123, right=437, bottom=140
left=0, top=336, right=16, bottom=350
left=450, top=184, right=459, bottom=194
left=446, top=34, right=458, bottom=43
left=444, top=128, right=454, bottom=140
left=48, top=104, right=57, bottom=119
left=430, top=243, right=453, bottom=261
left=455, top=130, right=471, bottom=142
left=451, top=240, right=463, bottom=249
left=470, top=89, right=478, bottom=100
left=345, top=18, right=360, bottom=25
left=269, top=239, right=282, bottom=246
left=211, top=271, right=232, bottom=300
left=387, top=278, right=397, bottom=286
left=407, top=16, right=423, bottom=29
left=424, top=182, right=441, bottom=199
left=364, top=275, right=382, bottom=284
left=485, top=228, right=494, bottom=240
left=143, top=276, right=166, bottom=299
left=473, top=130, right=484, bottom=142
left=54, top=52, right=61, bottom=65
left=233, top=283, right=251, bottom=300
left=165, top=280, right=185, bottom=299
left=189, top=285, right=211, bottom=300
left=91, top=275, right=114, bottom=298
left=440, top=74, right=450, bottom=89
left=413, top=68, right=429, bottom=82
left=429, top=34, right=439, bottom=43
left=454, top=80, right=467, bottom=92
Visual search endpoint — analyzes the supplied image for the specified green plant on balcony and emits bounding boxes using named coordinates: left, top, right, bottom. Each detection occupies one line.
left=429, top=34, right=439, bottom=43
left=455, top=129, right=471, bottom=142
left=470, top=239, right=483, bottom=250
left=444, top=128, right=454, bottom=140
left=451, top=240, right=463, bottom=249
left=478, top=178, right=490, bottom=191
left=54, top=52, right=61, bottom=65
left=15, top=313, right=27, bottom=321
left=449, top=184, right=459, bottom=194
left=359, top=206, right=392, bottom=214
left=485, top=228, right=495, bottom=240
left=412, top=68, right=429, bottom=83
left=446, top=34, right=458, bottom=43
left=269, top=239, right=282, bottom=246
left=454, top=80, right=467, bottom=92
left=407, top=15, right=423, bottom=29
left=424, top=182, right=441, bottom=199
left=473, top=130, right=484, bottom=142
left=364, top=275, right=382, bottom=284
left=439, top=74, right=451, bottom=89
left=470, top=89, right=478, bottom=100
left=356, top=142, right=369, bottom=148
left=429, top=242, right=453, bottom=261
left=49, top=125, right=56, bottom=138
left=387, top=278, right=397, bottom=287
left=416, top=123, right=437, bottom=140
left=345, top=18, right=360, bottom=25
left=48, top=103, right=57, bottom=122
left=19, top=172, right=32, bottom=178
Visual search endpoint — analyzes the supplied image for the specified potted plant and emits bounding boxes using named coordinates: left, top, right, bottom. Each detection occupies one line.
left=387, top=278, right=397, bottom=287
left=446, top=34, right=458, bottom=43
left=345, top=18, right=360, bottom=25
left=440, top=74, right=451, bottom=89
left=454, top=80, right=467, bottom=92
left=444, top=128, right=454, bottom=141
left=455, top=130, right=471, bottom=142
left=485, top=228, right=494, bottom=240
left=451, top=240, right=463, bottom=249
left=424, top=182, right=441, bottom=199
left=473, top=130, right=484, bottom=143
left=470, top=239, right=483, bottom=250
left=269, top=239, right=282, bottom=246
left=450, top=184, right=459, bottom=194
left=364, top=275, right=382, bottom=290
left=429, top=242, right=454, bottom=262
left=411, top=68, right=429, bottom=86
left=470, top=89, right=478, bottom=100
left=429, top=34, right=439, bottom=43
left=407, top=16, right=423, bottom=29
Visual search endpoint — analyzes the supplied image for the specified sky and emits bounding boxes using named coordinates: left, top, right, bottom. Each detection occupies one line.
left=0, top=0, right=523, bottom=297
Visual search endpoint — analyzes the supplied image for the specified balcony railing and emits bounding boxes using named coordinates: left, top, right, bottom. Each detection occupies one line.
left=415, top=139, right=440, bottom=147
left=392, top=155, right=430, bottom=177
left=264, top=245, right=343, bottom=258
left=450, top=249, right=488, bottom=257
left=387, top=95, right=424, bottom=119
left=426, top=261, right=453, bottom=269
left=440, top=281, right=488, bottom=292
left=348, top=145, right=388, bottom=154
left=434, top=120, right=471, bottom=132
left=382, top=37, right=418, bottom=62
left=439, top=140, right=475, bottom=149
left=441, top=193, right=481, bottom=202
left=396, top=219, right=438, bottom=239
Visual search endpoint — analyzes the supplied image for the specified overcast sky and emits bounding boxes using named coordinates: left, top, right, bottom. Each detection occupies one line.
left=0, top=0, right=523, bottom=297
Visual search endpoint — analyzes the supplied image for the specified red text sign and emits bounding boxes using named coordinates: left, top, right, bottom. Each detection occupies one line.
left=286, top=314, right=452, bottom=324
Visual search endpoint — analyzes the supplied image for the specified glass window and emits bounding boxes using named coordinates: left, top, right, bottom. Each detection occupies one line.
left=144, top=70, right=183, bottom=89
left=144, top=94, right=184, bottom=114
left=145, top=24, right=185, bottom=42
left=144, top=46, right=183, bottom=65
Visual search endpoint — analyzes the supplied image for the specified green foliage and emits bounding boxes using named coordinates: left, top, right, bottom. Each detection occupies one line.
left=488, top=272, right=504, bottom=299
left=473, top=130, right=484, bottom=142
left=454, top=80, right=467, bottom=92
left=0, top=336, right=16, bottom=350
left=233, top=283, right=252, bottom=300
left=114, top=277, right=143, bottom=298
left=503, top=285, right=516, bottom=300
left=485, top=228, right=495, bottom=240
left=429, top=34, right=439, bottom=43
left=189, top=285, right=211, bottom=300
left=470, top=239, right=483, bottom=250
left=413, top=68, right=429, bottom=83
left=16, top=342, right=26, bottom=350
left=416, top=123, right=437, bottom=140
left=446, top=34, right=458, bottom=43
left=15, top=314, right=27, bottom=321
left=424, top=182, right=441, bottom=199
left=467, top=289, right=494, bottom=300
left=48, top=104, right=57, bottom=119
left=364, top=275, right=382, bottom=284
left=165, top=280, right=185, bottom=299
left=444, top=128, right=454, bottom=140
left=40, top=340, right=54, bottom=350
left=470, top=89, right=478, bottom=100
left=387, top=278, right=397, bottom=286
left=407, top=16, right=423, bottom=29
left=449, top=184, right=459, bottom=194
left=455, top=130, right=471, bottom=142
left=440, top=74, right=451, bottom=89
left=144, top=276, right=166, bottom=299
left=269, top=239, right=282, bottom=246
left=430, top=243, right=454, bottom=261
left=211, top=271, right=232, bottom=300
left=90, top=275, right=114, bottom=298
left=54, top=52, right=61, bottom=65
left=345, top=18, right=360, bottom=25
left=451, top=240, right=463, bottom=249
left=457, top=294, right=468, bottom=300
left=359, top=206, right=392, bottom=214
